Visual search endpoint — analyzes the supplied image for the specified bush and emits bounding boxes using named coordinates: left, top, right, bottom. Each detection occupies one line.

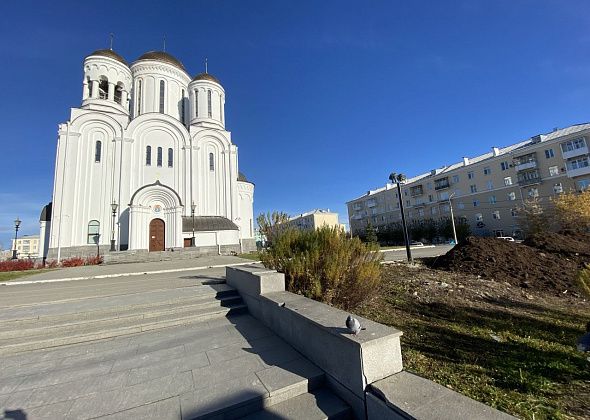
left=84, top=255, right=103, bottom=265
left=260, top=225, right=383, bottom=310
left=0, top=259, right=36, bottom=272
left=61, top=257, right=85, bottom=267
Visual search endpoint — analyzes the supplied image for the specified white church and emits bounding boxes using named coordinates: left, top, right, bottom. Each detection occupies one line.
left=39, top=48, right=255, bottom=259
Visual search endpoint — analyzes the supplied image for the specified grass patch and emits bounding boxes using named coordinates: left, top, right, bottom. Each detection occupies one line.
left=237, top=252, right=261, bottom=261
left=356, top=263, right=589, bottom=420
left=0, top=269, right=55, bottom=282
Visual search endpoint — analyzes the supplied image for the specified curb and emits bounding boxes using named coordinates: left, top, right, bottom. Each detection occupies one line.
left=0, top=261, right=262, bottom=287
left=378, top=245, right=436, bottom=252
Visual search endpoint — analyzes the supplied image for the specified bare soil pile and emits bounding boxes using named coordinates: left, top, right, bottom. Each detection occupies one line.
left=431, top=235, right=590, bottom=293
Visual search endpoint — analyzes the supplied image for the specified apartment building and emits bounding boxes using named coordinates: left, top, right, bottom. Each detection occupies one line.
left=288, top=210, right=342, bottom=231
left=347, top=123, right=590, bottom=239
left=11, top=235, right=40, bottom=259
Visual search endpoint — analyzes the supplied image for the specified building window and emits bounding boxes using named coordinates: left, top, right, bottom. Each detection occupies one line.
left=561, top=137, right=586, bottom=153
left=159, top=80, right=165, bottom=113
left=207, top=89, right=212, bottom=117
left=549, top=165, right=559, bottom=177
left=428, top=194, right=433, bottom=202
left=470, top=184, right=477, bottom=193
left=114, top=84, right=123, bottom=104
left=504, top=176, right=512, bottom=186
left=86, top=77, right=92, bottom=98
left=473, top=200, right=480, bottom=207
left=98, top=78, right=108, bottom=99
left=508, top=191, right=516, bottom=201
left=157, top=147, right=163, bottom=167
left=194, top=89, right=199, bottom=117
left=577, top=179, right=590, bottom=191
left=95, top=141, right=102, bottom=163
left=431, top=207, right=438, bottom=215
left=500, top=161, right=509, bottom=171
left=511, top=208, right=518, bottom=217
left=168, top=148, right=173, bottom=167
left=545, top=149, right=554, bottom=159
left=146, top=146, right=151, bottom=166
left=87, top=220, right=100, bottom=244
left=484, top=166, right=491, bottom=175
left=566, top=156, right=589, bottom=171
left=553, top=183, right=563, bottom=194
left=489, top=195, right=497, bottom=204
left=528, top=188, right=539, bottom=198
left=492, top=211, right=500, bottom=220
left=487, top=180, right=494, bottom=190
left=452, top=175, right=459, bottom=183
left=458, top=202, right=465, bottom=209
left=468, top=171, right=474, bottom=179
left=209, top=152, right=214, bottom=171
left=181, top=89, right=185, bottom=124
left=475, top=213, right=483, bottom=222
left=137, top=80, right=143, bottom=115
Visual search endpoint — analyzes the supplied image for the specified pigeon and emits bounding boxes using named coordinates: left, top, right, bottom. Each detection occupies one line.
left=346, top=315, right=361, bottom=335
left=577, top=321, right=590, bottom=353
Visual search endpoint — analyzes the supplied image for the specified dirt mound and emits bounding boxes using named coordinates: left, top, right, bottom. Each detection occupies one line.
left=431, top=235, right=589, bottom=293
left=523, top=232, right=590, bottom=257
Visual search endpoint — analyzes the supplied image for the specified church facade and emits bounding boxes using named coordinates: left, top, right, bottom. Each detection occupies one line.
left=39, top=49, right=255, bottom=259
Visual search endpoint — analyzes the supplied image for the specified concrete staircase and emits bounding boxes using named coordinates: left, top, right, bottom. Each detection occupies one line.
left=0, top=277, right=351, bottom=419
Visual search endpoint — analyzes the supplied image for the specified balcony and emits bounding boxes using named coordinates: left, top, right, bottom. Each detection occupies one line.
left=566, top=156, right=590, bottom=178
left=366, top=200, right=377, bottom=208
left=517, top=170, right=542, bottom=186
left=410, top=185, right=424, bottom=196
left=562, top=144, right=589, bottom=160
left=352, top=203, right=362, bottom=211
left=515, top=159, right=537, bottom=172
left=434, top=177, right=450, bottom=190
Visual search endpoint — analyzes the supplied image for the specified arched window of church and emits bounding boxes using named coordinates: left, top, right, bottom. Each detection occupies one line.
left=137, top=80, right=143, bottom=115
left=146, top=146, right=151, bottom=166
left=114, top=83, right=123, bottom=105
left=168, top=148, right=173, bottom=167
left=207, top=90, right=212, bottom=118
left=157, top=147, right=163, bottom=167
left=86, top=77, right=92, bottom=98
left=87, top=220, right=100, bottom=244
left=95, top=141, right=102, bottom=163
left=194, top=89, right=199, bottom=117
left=159, top=80, right=165, bottom=113
left=181, top=89, right=186, bottom=124
left=98, top=78, right=108, bottom=99
left=209, top=153, right=214, bottom=171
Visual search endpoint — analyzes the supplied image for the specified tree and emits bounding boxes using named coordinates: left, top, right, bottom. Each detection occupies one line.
left=256, top=211, right=290, bottom=246
left=552, top=189, right=590, bottom=233
left=365, top=221, right=378, bottom=244
left=517, top=197, right=551, bottom=236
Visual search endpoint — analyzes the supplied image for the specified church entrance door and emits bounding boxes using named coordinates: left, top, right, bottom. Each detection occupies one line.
left=149, top=218, right=165, bottom=252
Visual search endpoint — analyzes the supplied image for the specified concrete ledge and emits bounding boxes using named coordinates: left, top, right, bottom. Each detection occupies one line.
left=367, top=371, right=516, bottom=419
left=226, top=265, right=403, bottom=407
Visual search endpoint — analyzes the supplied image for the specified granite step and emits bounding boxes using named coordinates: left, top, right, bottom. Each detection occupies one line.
left=0, top=302, right=247, bottom=355
left=0, top=293, right=242, bottom=340
left=241, top=388, right=352, bottom=420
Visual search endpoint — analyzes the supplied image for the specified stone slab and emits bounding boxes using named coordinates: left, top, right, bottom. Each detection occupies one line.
left=255, top=358, right=324, bottom=397
left=97, top=396, right=181, bottom=420
left=15, top=361, right=114, bottom=391
left=368, top=371, right=516, bottom=420
left=125, top=352, right=209, bottom=386
left=226, top=265, right=285, bottom=297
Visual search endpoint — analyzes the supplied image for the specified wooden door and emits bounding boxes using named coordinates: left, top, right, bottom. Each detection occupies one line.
left=149, top=219, right=165, bottom=252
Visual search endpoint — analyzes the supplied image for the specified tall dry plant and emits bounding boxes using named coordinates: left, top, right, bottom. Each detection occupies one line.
left=518, top=196, right=552, bottom=235
left=260, top=225, right=382, bottom=310
left=256, top=211, right=290, bottom=245
left=551, top=189, right=590, bottom=233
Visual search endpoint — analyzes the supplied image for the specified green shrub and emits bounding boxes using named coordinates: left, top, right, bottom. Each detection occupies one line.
left=260, top=225, right=383, bottom=310
left=577, top=264, right=590, bottom=298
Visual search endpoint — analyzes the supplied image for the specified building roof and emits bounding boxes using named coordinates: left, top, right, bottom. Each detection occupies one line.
left=85, top=49, right=129, bottom=66
left=39, top=202, right=52, bottom=222
left=347, top=122, right=590, bottom=203
left=237, top=172, right=251, bottom=183
left=135, top=51, right=187, bottom=72
left=182, top=216, right=238, bottom=232
left=192, top=72, right=221, bottom=84
left=289, top=209, right=337, bottom=221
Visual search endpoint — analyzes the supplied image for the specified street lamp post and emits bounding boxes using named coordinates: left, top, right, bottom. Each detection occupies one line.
left=448, top=192, right=458, bottom=245
left=12, top=218, right=21, bottom=260
left=389, top=172, right=413, bottom=263
left=110, top=201, right=118, bottom=252
left=94, top=233, right=101, bottom=259
left=191, top=202, right=196, bottom=247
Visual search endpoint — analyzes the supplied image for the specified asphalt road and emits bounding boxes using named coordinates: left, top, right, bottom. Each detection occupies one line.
left=381, top=244, right=454, bottom=262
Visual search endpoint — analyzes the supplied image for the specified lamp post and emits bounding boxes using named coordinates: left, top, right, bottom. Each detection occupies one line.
left=389, top=172, right=413, bottom=263
left=12, top=218, right=21, bottom=260
left=448, top=192, right=458, bottom=245
left=94, top=233, right=101, bottom=259
left=110, top=201, right=118, bottom=251
left=190, top=202, right=196, bottom=247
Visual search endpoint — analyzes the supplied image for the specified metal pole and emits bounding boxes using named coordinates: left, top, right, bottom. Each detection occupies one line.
left=110, top=208, right=116, bottom=251
left=12, top=224, right=20, bottom=260
left=397, top=182, right=413, bottom=263
left=191, top=206, right=196, bottom=247
left=449, top=193, right=458, bottom=245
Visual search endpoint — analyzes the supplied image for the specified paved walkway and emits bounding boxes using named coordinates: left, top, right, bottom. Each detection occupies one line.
left=2, top=255, right=255, bottom=286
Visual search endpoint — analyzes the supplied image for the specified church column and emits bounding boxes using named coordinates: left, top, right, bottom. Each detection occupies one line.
left=108, top=82, right=115, bottom=101
left=91, top=80, right=99, bottom=98
left=82, top=79, right=89, bottom=100
left=121, top=90, right=128, bottom=109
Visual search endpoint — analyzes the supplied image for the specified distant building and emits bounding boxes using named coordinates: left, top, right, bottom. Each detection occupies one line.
left=347, top=123, right=590, bottom=239
left=288, top=210, right=341, bottom=231
left=11, top=235, right=40, bottom=259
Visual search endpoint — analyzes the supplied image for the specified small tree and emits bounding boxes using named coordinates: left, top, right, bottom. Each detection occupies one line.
left=518, top=197, right=551, bottom=236
left=256, top=211, right=290, bottom=246
left=365, top=221, right=378, bottom=244
left=552, top=189, right=590, bottom=233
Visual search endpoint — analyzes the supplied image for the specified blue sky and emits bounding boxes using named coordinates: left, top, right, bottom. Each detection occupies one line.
left=1, top=0, right=589, bottom=249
